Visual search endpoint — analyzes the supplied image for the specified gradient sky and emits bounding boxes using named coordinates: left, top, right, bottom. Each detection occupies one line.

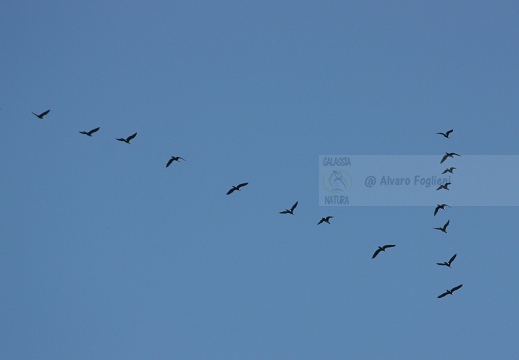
left=1, top=1, right=519, bottom=359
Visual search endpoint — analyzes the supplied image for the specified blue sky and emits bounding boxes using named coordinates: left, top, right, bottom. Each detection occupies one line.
left=1, top=1, right=519, bottom=359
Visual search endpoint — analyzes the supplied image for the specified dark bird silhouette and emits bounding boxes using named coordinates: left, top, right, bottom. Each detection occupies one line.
left=166, top=156, right=186, bottom=168
left=437, top=254, right=457, bottom=268
left=32, top=109, right=50, bottom=119
left=226, top=182, right=248, bottom=195
left=434, top=204, right=450, bottom=216
left=440, top=152, right=461, bottom=164
left=116, top=132, right=137, bottom=144
left=436, top=182, right=451, bottom=191
left=434, top=220, right=450, bottom=233
left=372, top=244, right=396, bottom=259
left=436, top=129, right=453, bottom=138
left=437, top=284, right=463, bottom=298
left=79, top=127, right=100, bottom=137
left=442, top=167, right=456, bottom=174
left=317, top=216, right=333, bottom=225
left=280, top=201, right=298, bottom=215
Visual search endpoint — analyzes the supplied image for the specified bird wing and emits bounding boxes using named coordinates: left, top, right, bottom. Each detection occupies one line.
left=437, top=262, right=446, bottom=266
left=437, top=292, right=448, bottom=298
left=226, top=188, right=235, bottom=195
left=453, top=153, right=460, bottom=156
left=448, top=254, right=457, bottom=264
left=237, top=182, right=248, bottom=189
left=446, top=129, right=453, bottom=136
left=317, top=219, right=324, bottom=225
left=382, top=244, right=396, bottom=250
left=88, top=127, right=100, bottom=135
left=434, top=206, right=439, bottom=216
left=291, top=201, right=298, bottom=211
left=451, top=284, right=463, bottom=292
left=166, top=158, right=174, bottom=168
left=372, top=248, right=382, bottom=259
left=126, top=132, right=137, bottom=141
left=279, top=210, right=289, bottom=214
left=178, top=157, right=186, bottom=161
left=444, top=220, right=450, bottom=229
left=79, top=131, right=87, bottom=135
left=40, top=109, right=50, bottom=117
left=440, top=154, right=449, bottom=163
left=326, top=216, right=333, bottom=221
left=116, top=138, right=125, bottom=142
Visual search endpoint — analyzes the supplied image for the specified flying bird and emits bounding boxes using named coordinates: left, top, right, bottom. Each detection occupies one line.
left=116, top=132, right=137, bottom=144
left=32, top=109, right=50, bottom=119
left=280, top=201, right=298, bottom=215
left=437, top=254, right=457, bottom=268
left=437, top=284, right=463, bottom=298
left=434, top=220, right=450, bottom=233
left=434, top=204, right=450, bottom=216
left=79, top=127, right=100, bottom=137
left=166, top=156, right=186, bottom=168
left=440, top=152, right=461, bottom=164
left=442, top=167, right=456, bottom=174
left=226, top=182, right=248, bottom=195
left=436, top=182, right=451, bottom=191
left=372, top=244, right=396, bottom=259
left=436, top=129, right=453, bottom=138
left=317, top=216, right=333, bottom=225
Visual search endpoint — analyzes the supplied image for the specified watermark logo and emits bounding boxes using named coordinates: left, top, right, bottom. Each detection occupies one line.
left=319, top=155, right=519, bottom=206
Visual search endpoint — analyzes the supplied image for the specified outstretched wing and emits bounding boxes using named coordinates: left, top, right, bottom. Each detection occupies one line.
left=326, top=216, right=333, bottom=221
left=436, top=262, right=447, bottom=266
left=226, top=188, right=236, bottom=195
left=372, top=248, right=382, bottom=259
left=446, top=129, right=453, bottom=136
left=126, top=132, right=137, bottom=141
left=451, top=284, right=463, bottom=292
left=279, top=210, right=289, bottom=214
left=317, top=219, right=324, bottom=225
left=291, top=201, right=298, bottom=211
left=448, top=253, right=457, bottom=265
left=382, top=244, right=396, bottom=250
left=434, top=206, right=440, bottom=216
left=237, top=182, right=248, bottom=189
left=440, top=154, right=449, bottom=163
left=116, top=138, right=125, bottom=142
left=437, top=292, right=448, bottom=298
left=166, top=158, right=174, bottom=168
left=88, top=127, right=100, bottom=135
left=444, top=220, right=450, bottom=230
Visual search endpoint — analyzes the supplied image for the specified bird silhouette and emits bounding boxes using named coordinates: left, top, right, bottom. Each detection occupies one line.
left=116, top=132, right=137, bottom=144
left=436, top=182, right=451, bottom=191
left=436, top=129, right=453, bottom=138
left=32, top=109, right=50, bottom=119
left=280, top=201, right=298, bottom=215
left=442, top=167, right=456, bottom=174
left=226, top=182, right=248, bottom=195
left=437, top=284, right=463, bottom=298
left=79, top=127, right=100, bottom=137
left=434, top=220, right=450, bottom=233
left=440, top=152, right=460, bottom=164
left=166, top=156, right=186, bottom=168
left=437, top=254, right=457, bottom=268
left=317, top=216, right=333, bottom=225
left=372, top=244, right=396, bottom=259
left=434, top=204, right=450, bottom=216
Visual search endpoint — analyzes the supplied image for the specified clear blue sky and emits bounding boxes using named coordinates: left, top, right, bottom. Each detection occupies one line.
left=1, top=1, right=519, bottom=359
